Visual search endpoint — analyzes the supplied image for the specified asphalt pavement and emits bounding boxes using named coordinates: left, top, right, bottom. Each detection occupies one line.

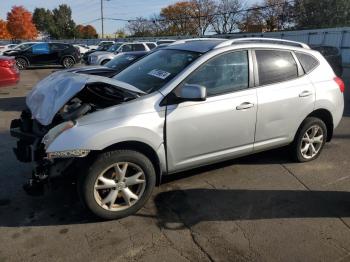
left=0, top=65, right=349, bottom=262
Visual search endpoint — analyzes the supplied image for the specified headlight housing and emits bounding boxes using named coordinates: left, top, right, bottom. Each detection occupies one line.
left=42, top=121, right=75, bottom=150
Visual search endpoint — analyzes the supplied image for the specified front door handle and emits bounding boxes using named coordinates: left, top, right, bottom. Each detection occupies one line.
left=236, top=102, right=254, bottom=110
left=299, top=90, right=313, bottom=97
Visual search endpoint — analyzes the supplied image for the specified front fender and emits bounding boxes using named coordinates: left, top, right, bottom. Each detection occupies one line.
left=46, top=112, right=165, bottom=154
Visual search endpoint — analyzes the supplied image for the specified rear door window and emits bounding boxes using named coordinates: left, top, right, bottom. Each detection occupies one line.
left=295, top=52, right=319, bottom=73
left=50, top=43, right=68, bottom=51
left=255, top=50, right=298, bottom=86
left=32, top=43, right=50, bottom=54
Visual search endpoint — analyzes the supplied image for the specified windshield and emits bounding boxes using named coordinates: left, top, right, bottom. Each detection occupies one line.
left=15, top=43, right=35, bottom=50
left=107, top=43, right=122, bottom=52
left=113, top=49, right=201, bottom=93
left=105, top=53, right=143, bottom=71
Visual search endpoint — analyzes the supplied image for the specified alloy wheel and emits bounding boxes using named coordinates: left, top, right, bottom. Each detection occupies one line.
left=16, top=58, right=26, bottom=69
left=63, top=57, right=74, bottom=68
left=93, top=162, right=146, bottom=211
left=300, top=125, right=324, bottom=159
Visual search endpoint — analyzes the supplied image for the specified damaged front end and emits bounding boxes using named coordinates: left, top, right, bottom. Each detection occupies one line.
left=10, top=71, right=143, bottom=195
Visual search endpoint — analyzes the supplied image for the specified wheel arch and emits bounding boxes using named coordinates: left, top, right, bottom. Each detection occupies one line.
left=98, top=140, right=164, bottom=186
left=100, top=59, right=111, bottom=65
left=60, top=55, right=76, bottom=64
left=16, top=56, right=30, bottom=65
left=306, top=109, right=334, bottom=142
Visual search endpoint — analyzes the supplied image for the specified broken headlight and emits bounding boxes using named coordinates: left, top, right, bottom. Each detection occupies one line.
left=42, top=121, right=75, bottom=150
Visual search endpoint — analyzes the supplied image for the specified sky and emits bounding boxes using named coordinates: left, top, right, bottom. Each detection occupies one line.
left=0, top=0, right=258, bottom=35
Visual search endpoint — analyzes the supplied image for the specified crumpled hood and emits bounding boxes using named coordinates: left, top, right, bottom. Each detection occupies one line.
left=26, top=71, right=144, bottom=126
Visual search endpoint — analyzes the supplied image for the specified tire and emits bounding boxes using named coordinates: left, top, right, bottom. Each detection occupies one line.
left=291, top=117, right=327, bottom=162
left=16, top=57, right=28, bottom=70
left=100, top=59, right=110, bottom=65
left=62, top=57, right=75, bottom=68
left=78, top=150, right=156, bottom=220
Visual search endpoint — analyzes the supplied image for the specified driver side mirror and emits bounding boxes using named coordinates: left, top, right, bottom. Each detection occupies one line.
left=161, top=84, right=207, bottom=106
left=179, top=84, right=207, bottom=101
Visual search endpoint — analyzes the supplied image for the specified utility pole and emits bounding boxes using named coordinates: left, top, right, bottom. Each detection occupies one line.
left=101, top=0, right=104, bottom=38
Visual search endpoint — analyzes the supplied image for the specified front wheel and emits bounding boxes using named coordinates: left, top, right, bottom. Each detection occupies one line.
left=62, top=57, right=75, bottom=68
left=78, top=150, right=156, bottom=220
left=291, top=117, right=327, bottom=162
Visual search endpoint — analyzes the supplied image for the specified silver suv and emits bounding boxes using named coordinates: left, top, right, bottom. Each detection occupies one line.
left=11, top=38, right=344, bottom=219
left=88, top=42, right=156, bottom=65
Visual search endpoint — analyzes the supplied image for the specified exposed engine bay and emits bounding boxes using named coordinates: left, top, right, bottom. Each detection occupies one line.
left=10, top=72, right=142, bottom=195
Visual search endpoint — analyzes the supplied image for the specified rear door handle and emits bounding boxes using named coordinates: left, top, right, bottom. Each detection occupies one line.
left=299, top=90, right=313, bottom=97
left=236, top=102, right=254, bottom=110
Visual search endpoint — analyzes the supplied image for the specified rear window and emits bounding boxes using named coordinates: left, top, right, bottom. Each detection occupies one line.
left=295, top=52, right=319, bottom=73
left=255, top=50, right=298, bottom=86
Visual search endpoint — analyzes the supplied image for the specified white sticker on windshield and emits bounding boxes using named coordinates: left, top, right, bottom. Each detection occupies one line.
left=148, top=69, right=171, bottom=79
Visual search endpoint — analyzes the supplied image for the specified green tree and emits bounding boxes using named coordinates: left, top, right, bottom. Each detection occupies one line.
left=294, top=0, right=350, bottom=29
left=52, top=4, right=76, bottom=39
left=32, top=8, right=55, bottom=37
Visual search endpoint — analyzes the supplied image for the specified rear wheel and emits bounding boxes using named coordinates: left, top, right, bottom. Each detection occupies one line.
left=62, top=57, right=75, bottom=68
left=16, top=58, right=28, bottom=70
left=78, top=150, right=156, bottom=219
left=292, top=117, right=327, bottom=162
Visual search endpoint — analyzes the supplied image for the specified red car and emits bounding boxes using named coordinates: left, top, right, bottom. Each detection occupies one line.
left=0, top=56, right=20, bottom=87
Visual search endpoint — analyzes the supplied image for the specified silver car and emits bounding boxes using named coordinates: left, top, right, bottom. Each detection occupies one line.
left=88, top=42, right=156, bottom=65
left=11, top=38, right=344, bottom=219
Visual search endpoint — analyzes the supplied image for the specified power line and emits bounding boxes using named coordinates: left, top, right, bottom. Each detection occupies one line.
left=81, top=0, right=295, bottom=31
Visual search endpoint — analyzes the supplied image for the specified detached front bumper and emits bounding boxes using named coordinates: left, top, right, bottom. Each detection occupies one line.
left=10, top=110, right=45, bottom=163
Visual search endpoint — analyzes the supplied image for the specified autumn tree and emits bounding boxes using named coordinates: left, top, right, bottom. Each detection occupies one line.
left=191, top=0, right=216, bottom=35
left=160, top=1, right=198, bottom=36
left=7, top=6, right=38, bottom=39
left=211, top=0, right=243, bottom=34
left=0, top=19, right=12, bottom=40
left=76, top=24, right=98, bottom=38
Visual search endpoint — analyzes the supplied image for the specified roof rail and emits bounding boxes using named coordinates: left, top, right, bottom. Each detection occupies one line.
left=214, top=37, right=310, bottom=49
left=169, top=37, right=225, bottom=46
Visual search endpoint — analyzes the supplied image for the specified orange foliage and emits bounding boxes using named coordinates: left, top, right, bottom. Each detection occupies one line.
left=161, top=1, right=198, bottom=35
left=7, top=6, right=38, bottom=39
left=76, top=24, right=97, bottom=38
left=0, top=19, right=12, bottom=40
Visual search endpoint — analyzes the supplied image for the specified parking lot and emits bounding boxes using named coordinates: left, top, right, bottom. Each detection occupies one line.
left=0, top=65, right=350, bottom=262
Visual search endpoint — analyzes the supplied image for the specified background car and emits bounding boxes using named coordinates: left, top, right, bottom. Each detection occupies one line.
left=66, top=51, right=148, bottom=77
left=87, top=42, right=155, bottom=65
left=311, top=45, right=343, bottom=76
left=74, top=44, right=90, bottom=54
left=0, top=44, right=18, bottom=55
left=2, top=42, right=80, bottom=69
left=82, top=42, right=114, bottom=64
left=0, top=56, right=20, bottom=87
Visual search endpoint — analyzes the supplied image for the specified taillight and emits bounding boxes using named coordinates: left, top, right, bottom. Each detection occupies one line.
left=0, top=59, right=15, bottom=68
left=334, top=77, right=345, bottom=93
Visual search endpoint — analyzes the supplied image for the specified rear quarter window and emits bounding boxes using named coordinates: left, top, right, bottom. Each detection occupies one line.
left=146, top=43, right=156, bottom=50
left=295, top=52, right=319, bottom=73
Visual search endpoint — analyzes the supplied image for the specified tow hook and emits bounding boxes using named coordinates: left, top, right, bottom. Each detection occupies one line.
left=23, top=161, right=50, bottom=196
